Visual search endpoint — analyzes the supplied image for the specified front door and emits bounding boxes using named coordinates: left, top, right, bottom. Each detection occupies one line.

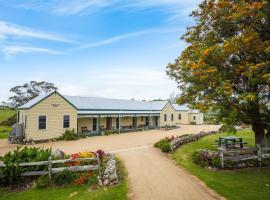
left=145, top=116, right=149, bottom=127
left=106, top=117, right=112, bottom=130
left=92, top=118, right=97, bottom=131
left=132, top=117, right=137, bottom=129
left=155, top=116, right=159, bottom=127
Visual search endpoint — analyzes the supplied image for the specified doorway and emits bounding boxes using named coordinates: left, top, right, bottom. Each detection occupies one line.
left=106, top=117, right=112, bottom=130
left=92, top=118, right=97, bottom=131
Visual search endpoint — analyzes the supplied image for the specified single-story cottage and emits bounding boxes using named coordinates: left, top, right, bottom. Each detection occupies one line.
left=17, top=91, right=203, bottom=141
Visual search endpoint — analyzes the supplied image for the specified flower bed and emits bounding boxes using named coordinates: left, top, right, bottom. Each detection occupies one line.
left=0, top=147, right=119, bottom=191
left=159, top=125, right=178, bottom=131
left=192, top=149, right=270, bottom=169
left=154, top=131, right=219, bottom=152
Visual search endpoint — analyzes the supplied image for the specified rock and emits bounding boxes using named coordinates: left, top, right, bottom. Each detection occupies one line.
left=51, top=149, right=65, bottom=158
left=98, top=179, right=103, bottom=186
left=109, top=173, right=117, bottom=181
left=103, top=179, right=109, bottom=186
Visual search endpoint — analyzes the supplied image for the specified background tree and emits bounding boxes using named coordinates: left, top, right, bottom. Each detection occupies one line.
left=167, top=0, right=270, bottom=146
left=8, top=81, right=57, bottom=107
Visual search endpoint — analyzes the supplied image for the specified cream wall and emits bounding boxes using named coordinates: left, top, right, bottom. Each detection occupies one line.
left=159, top=103, right=203, bottom=126
left=160, top=103, right=176, bottom=126
left=188, top=113, right=204, bottom=125
left=19, top=93, right=77, bottom=141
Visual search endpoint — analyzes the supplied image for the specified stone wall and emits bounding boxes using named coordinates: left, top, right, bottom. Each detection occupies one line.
left=98, top=153, right=119, bottom=186
left=170, top=130, right=218, bottom=151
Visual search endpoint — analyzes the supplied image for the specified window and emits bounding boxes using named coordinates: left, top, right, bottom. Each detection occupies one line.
left=178, top=113, right=181, bottom=120
left=63, top=115, right=70, bottom=128
left=38, top=116, right=46, bottom=130
left=24, top=116, right=27, bottom=129
left=164, top=114, right=167, bottom=121
left=171, top=114, right=174, bottom=121
left=93, top=118, right=98, bottom=131
left=193, top=116, right=196, bottom=120
left=141, top=116, right=144, bottom=121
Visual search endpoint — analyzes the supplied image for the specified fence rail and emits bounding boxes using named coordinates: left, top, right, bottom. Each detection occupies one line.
left=219, top=145, right=270, bottom=168
left=0, top=154, right=101, bottom=179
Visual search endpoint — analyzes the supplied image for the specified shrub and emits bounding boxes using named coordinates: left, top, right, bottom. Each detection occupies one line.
left=192, top=149, right=220, bottom=168
left=52, top=170, right=77, bottom=186
left=36, top=175, right=50, bottom=188
left=154, top=139, right=171, bottom=152
left=62, top=129, right=78, bottom=141
left=0, top=146, right=51, bottom=185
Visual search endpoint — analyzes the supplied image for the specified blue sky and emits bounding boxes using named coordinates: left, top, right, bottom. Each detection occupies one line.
left=0, top=0, right=200, bottom=102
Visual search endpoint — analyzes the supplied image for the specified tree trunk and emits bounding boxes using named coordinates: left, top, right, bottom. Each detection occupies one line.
left=252, top=121, right=265, bottom=146
left=250, top=102, right=268, bottom=147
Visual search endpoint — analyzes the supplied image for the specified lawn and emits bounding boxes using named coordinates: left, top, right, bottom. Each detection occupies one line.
left=0, top=109, right=16, bottom=123
left=171, top=130, right=270, bottom=200
left=0, top=108, right=16, bottom=139
left=0, top=159, right=128, bottom=200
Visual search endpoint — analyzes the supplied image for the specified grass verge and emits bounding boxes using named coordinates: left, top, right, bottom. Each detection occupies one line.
left=171, top=130, right=270, bottom=200
left=0, top=158, right=128, bottom=200
left=0, top=126, right=10, bottom=139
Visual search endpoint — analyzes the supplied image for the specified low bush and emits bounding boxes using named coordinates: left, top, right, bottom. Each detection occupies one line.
left=104, top=129, right=118, bottom=135
left=0, top=146, right=51, bottom=185
left=36, top=175, right=50, bottom=188
left=62, top=129, right=78, bottom=141
left=192, top=150, right=221, bottom=168
left=154, top=139, right=171, bottom=152
left=52, top=170, right=77, bottom=186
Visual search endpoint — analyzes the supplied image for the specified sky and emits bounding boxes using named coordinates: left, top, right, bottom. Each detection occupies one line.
left=0, top=0, right=200, bottom=102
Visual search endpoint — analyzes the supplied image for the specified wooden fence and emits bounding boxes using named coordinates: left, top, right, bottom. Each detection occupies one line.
left=219, top=145, right=270, bottom=168
left=0, top=154, right=101, bottom=179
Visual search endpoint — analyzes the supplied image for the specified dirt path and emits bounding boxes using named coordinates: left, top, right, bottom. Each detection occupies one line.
left=120, top=147, right=221, bottom=200
left=0, top=125, right=222, bottom=200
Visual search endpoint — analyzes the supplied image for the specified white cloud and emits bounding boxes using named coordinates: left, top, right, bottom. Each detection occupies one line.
left=1, top=45, right=65, bottom=59
left=8, top=0, right=200, bottom=20
left=57, top=67, right=178, bottom=100
left=0, top=21, right=77, bottom=43
left=76, top=27, right=180, bottom=49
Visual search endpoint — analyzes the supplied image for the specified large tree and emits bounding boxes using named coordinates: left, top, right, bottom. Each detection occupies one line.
left=8, top=81, right=57, bottom=107
left=167, top=0, right=270, bottom=146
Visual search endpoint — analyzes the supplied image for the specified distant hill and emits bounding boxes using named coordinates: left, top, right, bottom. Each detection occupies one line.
left=0, top=108, right=16, bottom=123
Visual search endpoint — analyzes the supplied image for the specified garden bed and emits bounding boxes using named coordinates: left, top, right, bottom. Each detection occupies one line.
left=0, top=147, right=121, bottom=192
left=170, top=130, right=270, bottom=200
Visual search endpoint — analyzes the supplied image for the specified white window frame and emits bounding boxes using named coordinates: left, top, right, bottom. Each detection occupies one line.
left=38, top=115, right=47, bottom=131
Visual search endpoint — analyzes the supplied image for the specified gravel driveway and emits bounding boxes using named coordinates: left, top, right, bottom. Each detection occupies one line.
left=0, top=125, right=222, bottom=200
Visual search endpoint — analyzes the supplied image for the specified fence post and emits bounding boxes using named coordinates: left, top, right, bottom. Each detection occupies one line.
left=220, top=148, right=224, bottom=168
left=257, top=144, right=262, bottom=166
left=48, top=156, right=52, bottom=179
left=96, top=153, right=102, bottom=178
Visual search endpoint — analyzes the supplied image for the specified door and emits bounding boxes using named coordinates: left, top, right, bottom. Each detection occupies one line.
left=106, top=117, right=112, bottom=130
left=155, top=116, right=159, bottom=127
left=145, top=116, right=149, bottom=127
left=92, top=118, right=97, bottom=131
left=132, top=117, right=137, bottom=128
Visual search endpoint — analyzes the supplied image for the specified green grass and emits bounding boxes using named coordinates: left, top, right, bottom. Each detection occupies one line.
left=171, top=130, right=270, bottom=200
left=0, top=126, right=11, bottom=139
left=0, top=109, right=16, bottom=139
left=0, top=159, right=128, bottom=200
left=0, top=109, right=16, bottom=123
